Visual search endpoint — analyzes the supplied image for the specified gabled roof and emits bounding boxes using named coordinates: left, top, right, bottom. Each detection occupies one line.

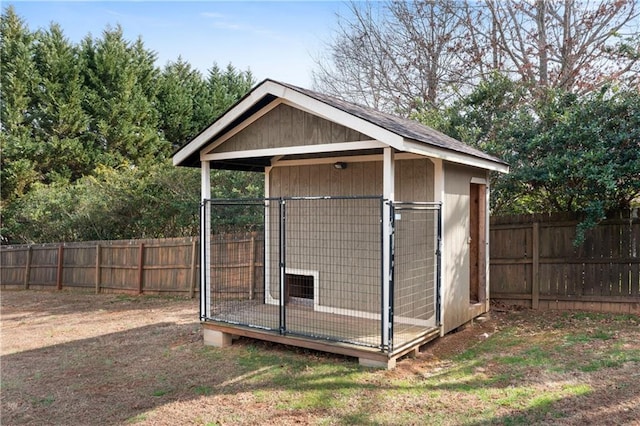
left=172, top=79, right=509, bottom=173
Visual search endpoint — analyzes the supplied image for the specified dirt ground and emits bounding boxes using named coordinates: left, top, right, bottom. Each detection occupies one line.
left=1, top=290, right=639, bottom=425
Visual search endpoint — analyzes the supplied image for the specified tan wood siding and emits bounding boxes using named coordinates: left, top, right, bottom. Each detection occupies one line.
left=394, top=159, right=436, bottom=325
left=214, top=104, right=370, bottom=153
left=267, top=158, right=435, bottom=317
left=442, top=163, right=489, bottom=333
left=268, top=162, right=381, bottom=312
left=396, top=159, right=434, bottom=202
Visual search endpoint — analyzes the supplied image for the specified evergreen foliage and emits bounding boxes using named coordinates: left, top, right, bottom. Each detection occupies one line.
left=2, top=5, right=637, bottom=244
left=415, top=75, right=640, bottom=242
left=1, top=6, right=259, bottom=243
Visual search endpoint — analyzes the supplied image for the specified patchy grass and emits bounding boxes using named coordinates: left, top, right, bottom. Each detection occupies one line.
left=2, top=290, right=639, bottom=425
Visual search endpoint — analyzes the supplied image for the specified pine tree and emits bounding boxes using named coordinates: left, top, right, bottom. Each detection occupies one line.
left=0, top=6, right=38, bottom=201
left=32, top=23, right=93, bottom=183
left=156, top=57, right=208, bottom=148
left=80, top=26, right=168, bottom=166
left=207, top=63, right=254, bottom=119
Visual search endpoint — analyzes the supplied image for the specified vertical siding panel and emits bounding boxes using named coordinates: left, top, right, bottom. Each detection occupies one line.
left=425, top=160, right=434, bottom=201
left=317, top=113, right=332, bottom=145
left=361, top=162, right=375, bottom=195
left=215, top=104, right=375, bottom=153
left=304, top=112, right=319, bottom=143
left=298, top=164, right=310, bottom=196
left=330, top=167, right=341, bottom=196
left=330, top=121, right=346, bottom=142
left=289, top=107, right=303, bottom=146
left=340, top=165, right=352, bottom=195
left=244, top=116, right=260, bottom=150
left=290, top=166, right=300, bottom=195
left=351, top=162, right=364, bottom=195
left=279, top=167, right=290, bottom=197
left=270, top=168, right=279, bottom=197
left=308, top=164, right=320, bottom=196
left=270, top=105, right=284, bottom=148
left=320, top=163, right=331, bottom=196
left=373, top=161, right=383, bottom=196
left=344, top=127, right=361, bottom=142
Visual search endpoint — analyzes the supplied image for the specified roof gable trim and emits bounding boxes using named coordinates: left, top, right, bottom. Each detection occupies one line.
left=173, top=81, right=279, bottom=166
left=200, top=140, right=387, bottom=162
left=200, top=98, right=284, bottom=156
left=173, top=79, right=508, bottom=172
left=403, top=140, right=509, bottom=173
left=173, top=80, right=405, bottom=166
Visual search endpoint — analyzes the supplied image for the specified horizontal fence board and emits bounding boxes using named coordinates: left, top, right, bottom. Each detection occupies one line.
left=0, top=235, right=260, bottom=298
left=490, top=211, right=640, bottom=314
left=493, top=292, right=640, bottom=303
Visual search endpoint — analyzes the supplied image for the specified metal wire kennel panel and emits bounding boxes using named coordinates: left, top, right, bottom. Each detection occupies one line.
left=201, top=197, right=441, bottom=353
left=280, top=197, right=384, bottom=348
left=389, top=202, right=442, bottom=350
left=203, top=198, right=280, bottom=331
left=202, top=196, right=385, bottom=348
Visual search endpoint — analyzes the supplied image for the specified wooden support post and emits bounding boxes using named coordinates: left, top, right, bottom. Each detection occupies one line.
left=189, top=239, right=198, bottom=299
left=201, top=161, right=211, bottom=319
left=249, top=234, right=256, bottom=300
left=56, top=244, right=64, bottom=290
left=24, top=246, right=32, bottom=289
left=532, top=221, right=540, bottom=309
left=382, top=147, right=395, bottom=348
left=95, top=244, right=102, bottom=294
left=137, top=243, right=145, bottom=294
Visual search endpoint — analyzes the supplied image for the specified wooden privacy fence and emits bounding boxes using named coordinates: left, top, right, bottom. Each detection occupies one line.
left=1, top=234, right=263, bottom=297
left=3, top=216, right=639, bottom=315
left=490, top=212, right=640, bottom=314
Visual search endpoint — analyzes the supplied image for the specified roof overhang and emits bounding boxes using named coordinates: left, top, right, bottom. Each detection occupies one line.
left=172, top=79, right=509, bottom=173
left=401, top=139, right=509, bottom=173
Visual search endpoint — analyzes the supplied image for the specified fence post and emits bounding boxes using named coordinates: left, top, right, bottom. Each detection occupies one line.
left=137, top=243, right=145, bottom=294
left=249, top=234, right=256, bottom=300
left=24, top=245, right=32, bottom=289
left=189, top=239, right=198, bottom=299
left=532, top=221, right=540, bottom=309
left=56, top=244, right=64, bottom=290
left=95, top=243, right=101, bottom=294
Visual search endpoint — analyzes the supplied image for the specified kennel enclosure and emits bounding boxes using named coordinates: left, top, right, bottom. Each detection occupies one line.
left=172, top=79, right=508, bottom=368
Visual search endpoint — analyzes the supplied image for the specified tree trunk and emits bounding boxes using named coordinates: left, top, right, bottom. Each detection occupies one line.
left=535, top=0, right=548, bottom=87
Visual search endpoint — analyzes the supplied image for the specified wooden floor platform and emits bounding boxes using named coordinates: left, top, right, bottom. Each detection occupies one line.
left=203, top=302, right=441, bottom=369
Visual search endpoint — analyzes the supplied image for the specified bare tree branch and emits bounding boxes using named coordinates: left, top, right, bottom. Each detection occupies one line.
left=313, top=0, right=639, bottom=113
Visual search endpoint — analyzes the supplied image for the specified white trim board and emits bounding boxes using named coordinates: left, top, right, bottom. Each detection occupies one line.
left=173, top=83, right=276, bottom=166
left=270, top=152, right=424, bottom=167
left=175, top=80, right=509, bottom=173
left=263, top=267, right=436, bottom=328
left=403, top=140, right=509, bottom=173
left=200, top=140, right=387, bottom=162
left=471, top=177, right=488, bottom=184
left=200, top=99, right=285, bottom=157
left=265, top=268, right=318, bottom=307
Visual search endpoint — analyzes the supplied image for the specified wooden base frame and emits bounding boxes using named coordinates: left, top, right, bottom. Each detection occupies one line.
left=202, top=321, right=440, bottom=370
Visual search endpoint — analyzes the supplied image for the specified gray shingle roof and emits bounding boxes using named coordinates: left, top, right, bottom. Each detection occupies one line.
left=275, top=80, right=507, bottom=166
left=173, top=78, right=508, bottom=170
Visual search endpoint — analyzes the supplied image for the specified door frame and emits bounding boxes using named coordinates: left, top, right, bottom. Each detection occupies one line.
left=469, top=182, right=487, bottom=304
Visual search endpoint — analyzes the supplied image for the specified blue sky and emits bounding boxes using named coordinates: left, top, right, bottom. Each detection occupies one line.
left=7, top=1, right=350, bottom=87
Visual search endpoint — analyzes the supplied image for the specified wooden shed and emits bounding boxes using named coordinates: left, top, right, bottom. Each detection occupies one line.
left=173, top=79, right=508, bottom=368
